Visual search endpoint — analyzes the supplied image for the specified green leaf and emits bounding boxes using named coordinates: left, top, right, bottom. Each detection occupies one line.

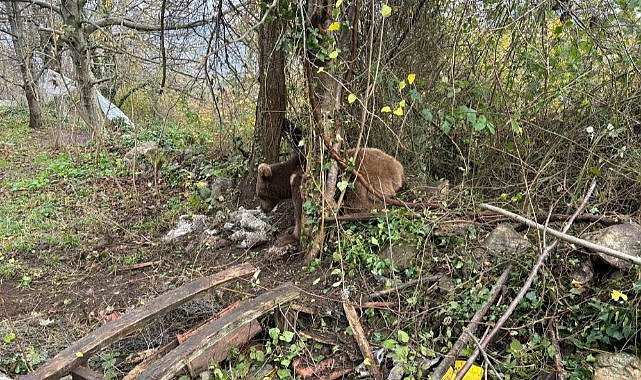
left=328, top=50, right=339, bottom=59
left=382, top=339, right=397, bottom=349
left=510, top=119, right=522, bottom=134
left=3, top=332, right=16, bottom=344
left=269, top=327, right=280, bottom=340
left=381, top=4, right=392, bottom=18
left=398, top=80, right=406, bottom=91
left=509, top=339, right=523, bottom=355
left=281, top=330, right=295, bottom=343
left=337, top=180, right=349, bottom=191
left=397, top=330, right=410, bottom=343
left=420, top=108, right=433, bottom=122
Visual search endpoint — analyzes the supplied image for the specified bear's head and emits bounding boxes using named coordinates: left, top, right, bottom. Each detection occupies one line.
left=256, top=163, right=280, bottom=212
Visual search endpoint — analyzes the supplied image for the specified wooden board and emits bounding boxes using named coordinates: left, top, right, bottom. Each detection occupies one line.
left=21, top=263, right=256, bottom=380
left=70, top=366, right=105, bottom=380
left=138, top=283, right=300, bottom=380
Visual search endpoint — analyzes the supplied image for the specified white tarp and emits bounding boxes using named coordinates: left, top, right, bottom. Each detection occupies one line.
left=95, top=89, right=132, bottom=126
left=39, top=69, right=132, bottom=126
left=40, top=69, right=76, bottom=96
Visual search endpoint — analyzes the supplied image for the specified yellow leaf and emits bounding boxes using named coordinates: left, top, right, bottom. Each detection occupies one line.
left=218, top=195, right=225, bottom=202
left=363, top=357, right=372, bottom=366
left=393, top=107, right=403, bottom=116
left=399, top=99, right=406, bottom=108
left=611, top=290, right=628, bottom=302
left=381, top=106, right=392, bottom=113
left=335, top=0, right=343, bottom=7
left=348, top=93, right=357, bottom=104
left=398, top=80, right=406, bottom=91
left=75, top=351, right=84, bottom=358
left=442, top=361, right=484, bottom=380
left=328, top=22, right=340, bottom=31
left=381, top=4, right=392, bottom=18
left=408, top=73, right=416, bottom=84
left=317, top=66, right=325, bottom=73
left=329, top=50, right=339, bottom=59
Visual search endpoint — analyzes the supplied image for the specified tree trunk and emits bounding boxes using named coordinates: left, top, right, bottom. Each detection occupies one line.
left=241, top=2, right=287, bottom=203
left=60, top=0, right=105, bottom=139
left=254, top=3, right=287, bottom=165
left=302, top=0, right=343, bottom=261
left=6, top=2, right=43, bottom=129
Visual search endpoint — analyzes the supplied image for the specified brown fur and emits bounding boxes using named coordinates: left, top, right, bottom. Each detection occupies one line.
left=257, top=148, right=404, bottom=243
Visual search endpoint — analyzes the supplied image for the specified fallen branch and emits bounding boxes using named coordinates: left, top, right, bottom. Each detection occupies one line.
left=455, top=179, right=597, bottom=379
left=430, top=265, right=512, bottom=380
left=479, top=203, right=641, bottom=266
left=548, top=319, right=566, bottom=380
left=343, top=302, right=382, bottom=380
left=515, top=213, right=619, bottom=231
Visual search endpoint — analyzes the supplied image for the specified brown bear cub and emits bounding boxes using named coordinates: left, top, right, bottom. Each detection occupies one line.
left=256, top=148, right=404, bottom=244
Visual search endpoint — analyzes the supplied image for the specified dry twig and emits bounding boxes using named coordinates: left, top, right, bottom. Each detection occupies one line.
left=343, top=302, right=382, bottom=380
left=430, top=265, right=511, bottom=380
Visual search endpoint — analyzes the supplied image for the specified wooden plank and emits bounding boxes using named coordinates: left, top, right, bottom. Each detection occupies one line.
left=121, top=340, right=179, bottom=380
left=70, top=366, right=105, bottom=380
left=138, top=283, right=300, bottom=380
left=22, top=263, right=256, bottom=380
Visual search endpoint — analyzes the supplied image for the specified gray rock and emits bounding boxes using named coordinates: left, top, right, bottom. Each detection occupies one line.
left=481, top=224, right=532, bottom=253
left=593, top=352, right=641, bottom=380
left=124, top=141, right=159, bottom=160
left=379, top=241, right=418, bottom=270
left=583, top=223, right=641, bottom=269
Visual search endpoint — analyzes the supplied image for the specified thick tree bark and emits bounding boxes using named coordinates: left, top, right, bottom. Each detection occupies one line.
left=6, top=2, right=43, bottom=129
left=241, top=2, right=287, bottom=203
left=254, top=3, right=287, bottom=165
left=60, top=0, right=105, bottom=138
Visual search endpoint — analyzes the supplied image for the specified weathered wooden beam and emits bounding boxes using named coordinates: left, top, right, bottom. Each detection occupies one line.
left=70, top=366, right=105, bottom=380
left=138, top=283, right=300, bottom=380
left=21, top=263, right=256, bottom=380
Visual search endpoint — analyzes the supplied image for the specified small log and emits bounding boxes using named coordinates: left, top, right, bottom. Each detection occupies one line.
left=343, top=302, right=382, bottom=380
left=138, top=283, right=300, bottom=380
left=22, top=263, right=256, bottom=380
left=70, top=366, right=105, bottom=380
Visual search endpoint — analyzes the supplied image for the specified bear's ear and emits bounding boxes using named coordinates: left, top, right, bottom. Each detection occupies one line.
left=258, top=164, right=272, bottom=178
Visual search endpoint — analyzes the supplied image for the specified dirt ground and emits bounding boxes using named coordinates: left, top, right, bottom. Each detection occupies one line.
left=0, top=127, right=386, bottom=378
